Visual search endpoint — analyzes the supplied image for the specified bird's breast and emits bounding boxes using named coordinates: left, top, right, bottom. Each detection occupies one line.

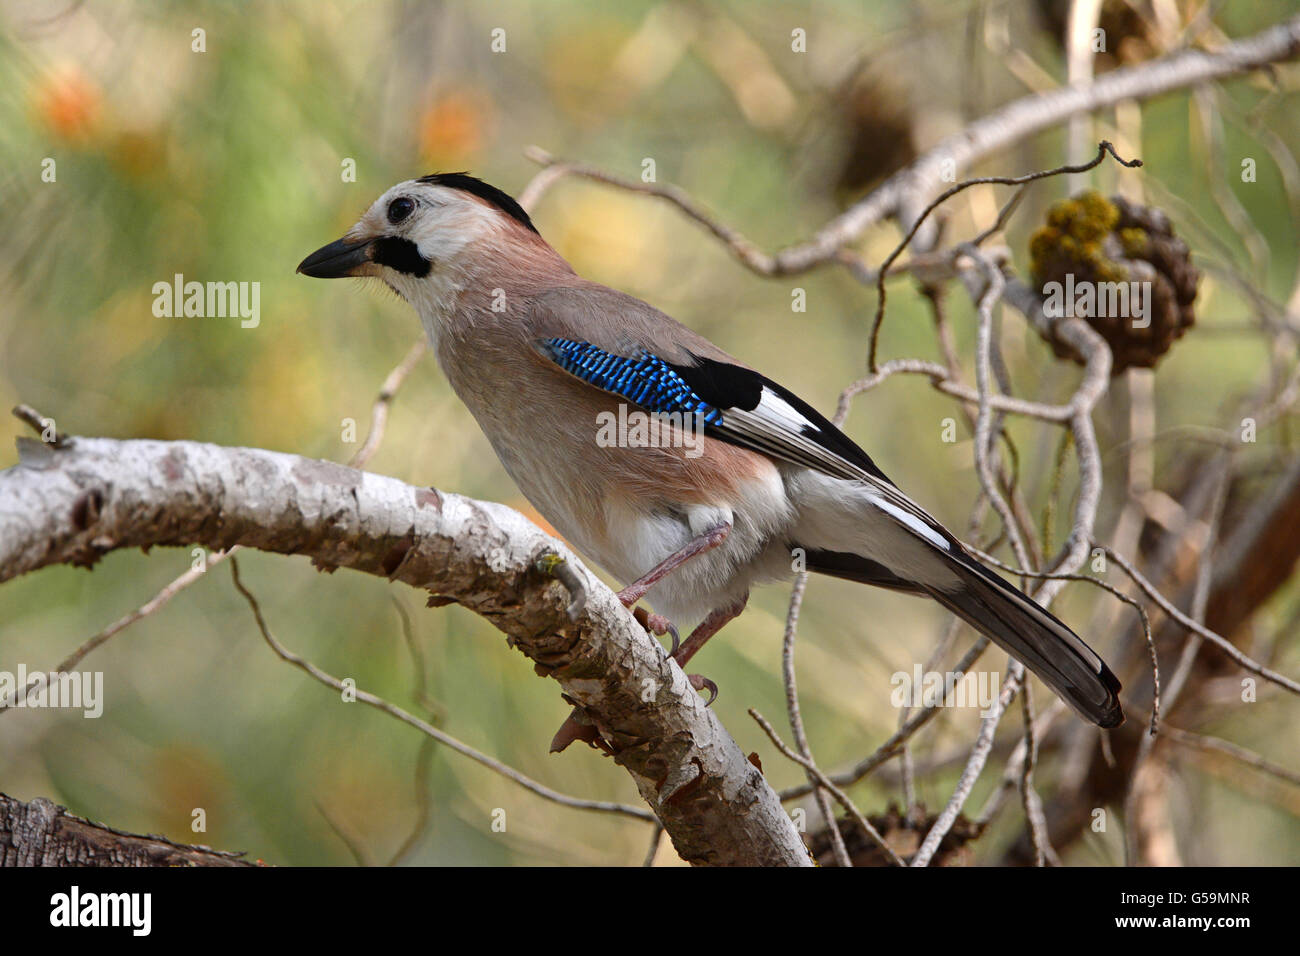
left=436, top=338, right=797, bottom=619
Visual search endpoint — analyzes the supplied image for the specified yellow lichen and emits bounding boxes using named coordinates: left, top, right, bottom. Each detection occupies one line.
left=1073, top=190, right=1120, bottom=239
left=1119, top=227, right=1148, bottom=257
left=1047, top=199, right=1080, bottom=230
left=1029, top=226, right=1059, bottom=275
left=1033, top=191, right=1127, bottom=281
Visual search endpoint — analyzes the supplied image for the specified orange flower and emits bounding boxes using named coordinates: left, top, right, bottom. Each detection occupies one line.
left=417, top=89, right=491, bottom=166
left=33, top=66, right=101, bottom=143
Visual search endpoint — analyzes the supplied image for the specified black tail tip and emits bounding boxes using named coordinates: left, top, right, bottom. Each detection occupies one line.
left=1093, top=666, right=1124, bottom=728
left=1096, top=702, right=1125, bottom=729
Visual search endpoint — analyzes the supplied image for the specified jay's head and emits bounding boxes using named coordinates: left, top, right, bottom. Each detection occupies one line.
left=296, top=172, right=541, bottom=303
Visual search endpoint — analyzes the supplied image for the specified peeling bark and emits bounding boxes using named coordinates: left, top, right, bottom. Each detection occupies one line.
left=0, top=434, right=810, bottom=867
left=0, top=792, right=256, bottom=867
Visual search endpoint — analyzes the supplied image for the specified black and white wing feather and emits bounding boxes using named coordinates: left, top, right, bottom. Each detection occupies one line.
left=534, top=338, right=1124, bottom=728
left=535, top=338, right=955, bottom=547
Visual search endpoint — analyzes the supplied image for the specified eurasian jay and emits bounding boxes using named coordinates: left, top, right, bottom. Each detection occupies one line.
left=297, top=173, right=1124, bottom=731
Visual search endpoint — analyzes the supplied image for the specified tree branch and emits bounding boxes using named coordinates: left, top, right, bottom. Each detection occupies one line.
left=0, top=792, right=257, bottom=867
left=524, top=16, right=1300, bottom=275
left=0, top=432, right=810, bottom=867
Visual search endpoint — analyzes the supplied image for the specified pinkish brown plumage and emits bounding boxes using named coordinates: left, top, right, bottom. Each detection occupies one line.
left=298, top=173, right=1125, bottom=731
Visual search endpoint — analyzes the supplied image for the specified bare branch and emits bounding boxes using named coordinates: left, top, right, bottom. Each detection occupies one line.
left=1161, top=724, right=1300, bottom=789
left=0, top=434, right=809, bottom=867
left=778, top=571, right=851, bottom=866
left=0, top=793, right=257, bottom=867
left=749, top=709, right=904, bottom=867
left=524, top=18, right=1300, bottom=277
left=347, top=338, right=427, bottom=469
left=2, top=338, right=428, bottom=717
left=1098, top=543, right=1300, bottom=698
left=227, top=557, right=652, bottom=823
left=868, top=142, right=1141, bottom=371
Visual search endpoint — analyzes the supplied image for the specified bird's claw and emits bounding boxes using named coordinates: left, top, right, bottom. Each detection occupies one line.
left=687, top=673, right=718, bottom=706
left=656, top=617, right=681, bottom=657
left=631, top=606, right=680, bottom=656
left=627, top=607, right=715, bottom=703
left=550, top=709, right=613, bottom=754
left=534, top=551, right=587, bottom=621
left=552, top=603, right=715, bottom=754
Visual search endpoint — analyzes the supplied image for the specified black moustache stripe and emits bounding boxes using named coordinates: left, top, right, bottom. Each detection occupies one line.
left=371, top=236, right=432, bottom=277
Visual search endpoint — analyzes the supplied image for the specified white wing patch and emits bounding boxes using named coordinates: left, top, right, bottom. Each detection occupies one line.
left=722, top=390, right=958, bottom=556
left=870, top=496, right=952, bottom=551
left=754, top=387, right=813, bottom=431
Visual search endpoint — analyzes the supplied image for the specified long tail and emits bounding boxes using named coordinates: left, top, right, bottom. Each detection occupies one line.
left=807, top=548, right=1124, bottom=728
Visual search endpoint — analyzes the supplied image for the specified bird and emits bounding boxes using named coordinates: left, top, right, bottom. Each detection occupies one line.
left=297, top=172, right=1124, bottom=739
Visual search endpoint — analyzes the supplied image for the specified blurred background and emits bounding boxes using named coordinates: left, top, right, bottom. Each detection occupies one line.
left=1, top=0, right=1297, bottom=865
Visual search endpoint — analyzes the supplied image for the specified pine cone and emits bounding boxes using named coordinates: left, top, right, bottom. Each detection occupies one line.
left=833, top=67, right=917, bottom=198
left=1029, top=191, right=1198, bottom=373
left=1033, top=0, right=1166, bottom=70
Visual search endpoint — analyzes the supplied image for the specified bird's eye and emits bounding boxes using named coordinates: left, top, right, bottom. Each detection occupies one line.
left=387, top=197, right=415, bottom=224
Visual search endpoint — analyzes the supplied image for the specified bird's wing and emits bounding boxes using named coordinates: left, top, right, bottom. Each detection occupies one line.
left=532, top=334, right=962, bottom=554
left=525, top=291, right=1123, bottom=727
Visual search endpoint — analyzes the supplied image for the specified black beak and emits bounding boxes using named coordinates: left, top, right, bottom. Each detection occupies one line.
left=296, top=237, right=374, bottom=278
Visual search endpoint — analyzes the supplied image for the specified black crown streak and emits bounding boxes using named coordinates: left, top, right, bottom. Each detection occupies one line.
left=371, top=236, right=432, bottom=277
left=418, top=172, right=540, bottom=234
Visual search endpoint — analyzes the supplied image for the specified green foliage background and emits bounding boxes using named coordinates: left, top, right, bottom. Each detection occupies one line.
left=1, top=0, right=1297, bottom=865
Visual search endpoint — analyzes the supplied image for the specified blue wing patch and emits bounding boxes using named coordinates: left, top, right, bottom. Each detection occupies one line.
left=538, top=338, right=724, bottom=426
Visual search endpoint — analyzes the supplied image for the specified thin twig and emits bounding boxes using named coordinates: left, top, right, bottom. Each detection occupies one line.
left=912, top=668, right=1023, bottom=867
left=1124, top=457, right=1231, bottom=866
left=0, top=549, right=237, bottom=714
left=780, top=571, right=851, bottom=867
left=1, top=340, right=429, bottom=716
left=777, top=638, right=991, bottom=801
left=641, top=823, right=664, bottom=867
left=749, top=709, right=905, bottom=867
left=316, top=800, right=375, bottom=867
left=228, top=558, right=654, bottom=823
left=1097, top=544, right=1300, bottom=698
left=11, top=403, right=68, bottom=447
left=1161, top=723, right=1300, bottom=789
left=867, top=142, right=1141, bottom=371
left=522, top=18, right=1300, bottom=278
left=386, top=597, right=440, bottom=866
left=1018, top=681, right=1050, bottom=867
left=348, top=338, right=427, bottom=469
left=962, top=543, right=1159, bottom=736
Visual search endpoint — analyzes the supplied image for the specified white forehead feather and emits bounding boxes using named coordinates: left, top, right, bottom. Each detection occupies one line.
left=348, top=179, right=504, bottom=261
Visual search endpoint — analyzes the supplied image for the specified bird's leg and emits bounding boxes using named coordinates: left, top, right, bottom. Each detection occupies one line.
left=615, top=522, right=731, bottom=608
left=615, top=521, right=729, bottom=654
left=672, top=593, right=748, bottom=705
left=674, top=594, right=748, bottom=667
left=551, top=524, right=730, bottom=753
